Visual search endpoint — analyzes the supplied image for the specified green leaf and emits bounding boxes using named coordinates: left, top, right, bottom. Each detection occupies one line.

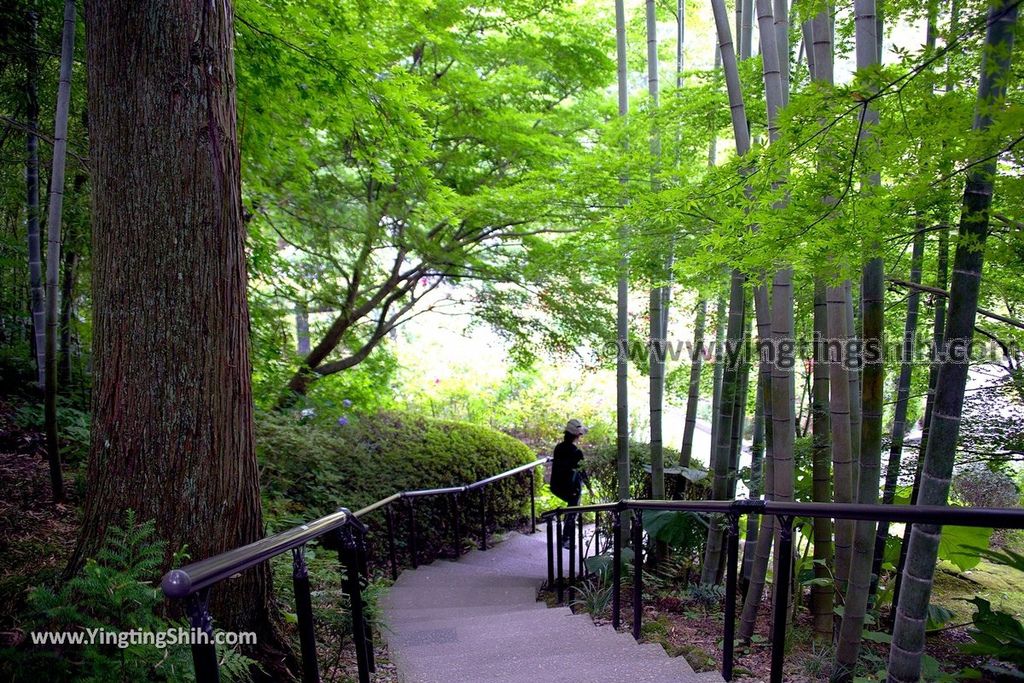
left=937, top=526, right=993, bottom=571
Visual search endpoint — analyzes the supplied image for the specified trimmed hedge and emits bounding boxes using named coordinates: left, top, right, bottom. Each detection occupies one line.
left=257, top=411, right=540, bottom=569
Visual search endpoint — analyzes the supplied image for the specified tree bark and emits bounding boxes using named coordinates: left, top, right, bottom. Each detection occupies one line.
left=888, top=2, right=1018, bottom=679
left=74, top=0, right=276, bottom=646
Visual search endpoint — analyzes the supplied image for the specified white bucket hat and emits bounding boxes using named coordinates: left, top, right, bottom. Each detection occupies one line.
left=565, top=418, right=588, bottom=436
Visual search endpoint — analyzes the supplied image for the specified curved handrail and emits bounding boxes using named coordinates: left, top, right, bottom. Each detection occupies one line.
left=162, top=456, right=550, bottom=600
left=162, top=508, right=352, bottom=599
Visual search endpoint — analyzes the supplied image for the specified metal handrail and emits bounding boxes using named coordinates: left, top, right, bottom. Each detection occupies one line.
left=161, top=509, right=352, bottom=599
left=542, top=497, right=1024, bottom=683
left=161, top=455, right=550, bottom=683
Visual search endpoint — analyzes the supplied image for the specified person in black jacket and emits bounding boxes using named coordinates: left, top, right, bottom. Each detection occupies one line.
left=550, top=418, right=592, bottom=548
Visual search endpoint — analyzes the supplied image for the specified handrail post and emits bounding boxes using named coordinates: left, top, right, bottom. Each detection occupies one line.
left=357, top=529, right=376, bottom=674
left=338, top=524, right=371, bottom=683
left=770, top=515, right=794, bottom=683
left=452, top=492, right=462, bottom=558
left=185, top=590, right=219, bottom=683
left=568, top=507, right=576, bottom=592
left=611, top=509, right=622, bottom=630
left=384, top=504, right=398, bottom=581
left=723, top=511, right=740, bottom=682
left=556, top=512, right=564, bottom=604
left=577, top=509, right=584, bottom=577
left=593, top=511, right=600, bottom=561
left=529, top=472, right=537, bottom=534
left=546, top=517, right=555, bottom=588
left=292, top=546, right=321, bottom=683
left=479, top=485, right=488, bottom=551
left=632, top=508, right=643, bottom=640
left=407, top=497, right=418, bottom=569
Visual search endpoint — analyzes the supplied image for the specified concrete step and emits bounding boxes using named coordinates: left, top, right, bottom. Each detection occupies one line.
left=382, top=528, right=718, bottom=683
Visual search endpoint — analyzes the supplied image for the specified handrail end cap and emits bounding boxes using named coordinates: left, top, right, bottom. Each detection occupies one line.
left=161, top=569, right=192, bottom=599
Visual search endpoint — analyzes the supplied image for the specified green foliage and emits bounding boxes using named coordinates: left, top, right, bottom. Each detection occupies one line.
left=960, top=597, right=1024, bottom=675
left=257, top=410, right=539, bottom=563
left=569, top=576, right=613, bottom=618
left=643, top=510, right=707, bottom=559
left=937, top=525, right=994, bottom=572
left=586, top=439, right=711, bottom=501
left=1, top=511, right=255, bottom=683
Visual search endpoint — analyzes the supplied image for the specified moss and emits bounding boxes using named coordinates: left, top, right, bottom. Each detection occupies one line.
left=665, top=642, right=717, bottom=672
left=930, top=559, right=1024, bottom=618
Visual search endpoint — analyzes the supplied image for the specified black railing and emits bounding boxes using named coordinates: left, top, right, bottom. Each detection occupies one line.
left=161, top=456, right=549, bottom=683
left=541, top=499, right=1024, bottom=683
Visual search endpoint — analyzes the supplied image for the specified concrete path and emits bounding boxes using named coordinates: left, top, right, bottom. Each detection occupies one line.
left=380, top=530, right=723, bottom=682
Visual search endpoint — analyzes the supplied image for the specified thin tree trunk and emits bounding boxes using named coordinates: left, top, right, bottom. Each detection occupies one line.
left=741, top=371, right=765, bottom=584
left=58, top=250, right=78, bottom=385
left=811, top=279, right=833, bottom=639
left=702, top=269, right=745, bottom=584
left=740, top=0, right=754, bottom=59
left=295, top=304, right=311, bottom=355
left=829, top=284, right=855, bottom=603
left=43, top=0, right=75, bottom=503
left=892, top=0, right=955, bottom=617
left=679, top=299, right=707, bottom=473
left=26, top=8, right=45, bottom=389
left=845, top=281, right=862, bottom=495
left=872, top=229, right=924, bottom=587
left=710, top=295, right=727, bottom=466
left=836, top=0, right=884, bottom=670
left=728, top=327, right=750, bottom=499
left=892, top=224, right=947, bottom=614
left=615, top=0, right=632, bottom=530
left=888, top=3, right=1018, bottom=678
left=739, top=376, right=774, bottom=641
left=75, top=0, right=278, bottom=647
left=646, top=0, right=667, bottom=503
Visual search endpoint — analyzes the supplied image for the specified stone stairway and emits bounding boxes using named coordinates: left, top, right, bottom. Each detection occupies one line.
left=380, top=530, right=724, bottom=682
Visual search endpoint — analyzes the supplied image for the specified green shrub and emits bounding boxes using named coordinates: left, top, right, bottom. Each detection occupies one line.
left=257, top=410, right=540, bottom=568
left=586, top=440, right=711, bottom=501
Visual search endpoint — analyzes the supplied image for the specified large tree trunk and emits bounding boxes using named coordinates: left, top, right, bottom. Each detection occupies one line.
left=74, top=0, right=276, bottom=645
left=888, top=2, right=1018, bottom=679
left=836, top=0, right=884, bottom=672
left=26, top=9, right=45, bottom=388
left=43, top=0, right=76, bottom=503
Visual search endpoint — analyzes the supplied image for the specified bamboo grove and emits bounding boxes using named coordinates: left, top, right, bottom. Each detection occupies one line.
left=577, top=0, right=1023, bottom=680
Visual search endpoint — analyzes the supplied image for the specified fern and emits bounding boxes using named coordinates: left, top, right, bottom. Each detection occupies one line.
left=6, top=511, right=256, bottom=683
